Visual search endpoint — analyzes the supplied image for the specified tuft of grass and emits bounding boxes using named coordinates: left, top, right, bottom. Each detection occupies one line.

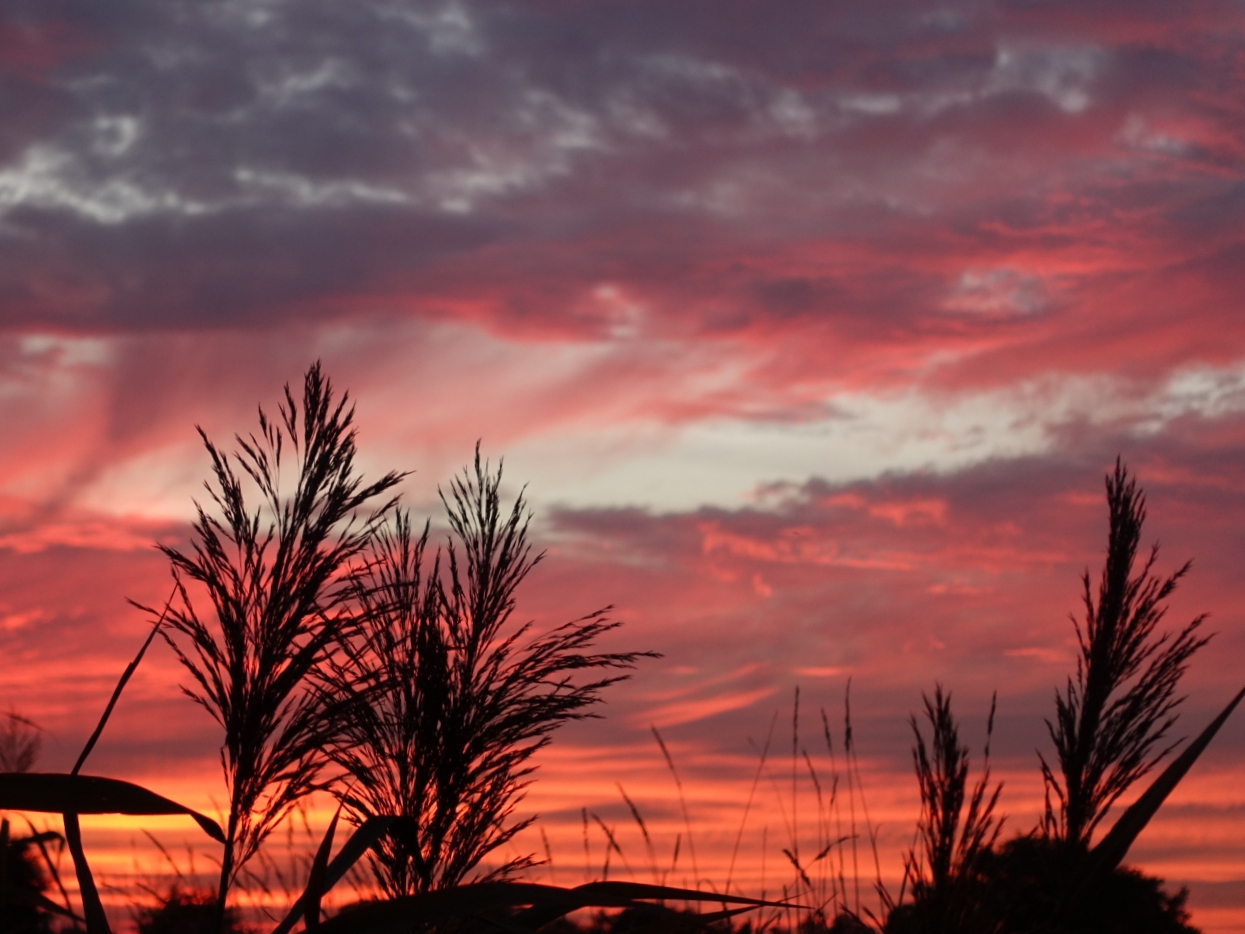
left=0, top=711, right=41, bottom=775
left=152, top=361, right=403, bottom=922
left=893, top=686, right=1001, bottom=932
left=321, top=447, right=656, bottom=898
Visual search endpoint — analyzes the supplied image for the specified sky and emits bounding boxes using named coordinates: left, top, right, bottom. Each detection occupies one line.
left=3, top=0, right=1245, bottom=928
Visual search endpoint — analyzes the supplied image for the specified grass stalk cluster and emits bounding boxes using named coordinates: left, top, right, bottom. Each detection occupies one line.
left=0, top=369, right=1237, bottom=934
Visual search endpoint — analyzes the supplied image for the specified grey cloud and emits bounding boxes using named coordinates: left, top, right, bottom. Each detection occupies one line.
left=0, top=0, right=1239, bottom=333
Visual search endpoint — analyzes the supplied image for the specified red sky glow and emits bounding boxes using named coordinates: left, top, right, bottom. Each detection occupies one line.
left=3, top=1, right=1245, bottom=930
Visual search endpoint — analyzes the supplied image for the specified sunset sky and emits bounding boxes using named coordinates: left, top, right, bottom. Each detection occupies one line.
left=3, top=1, right=1245, bottom=929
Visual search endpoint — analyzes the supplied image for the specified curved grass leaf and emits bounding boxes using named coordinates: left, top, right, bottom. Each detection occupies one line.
left=316, top=879, right=792, bottom=934
left=1065, top=683, right=1245, bottom=914
left=305, top=806, right=341, bottom=932
left=0, top=773, right=225, bottom=843
left=271, top=815, right=398, bottom=934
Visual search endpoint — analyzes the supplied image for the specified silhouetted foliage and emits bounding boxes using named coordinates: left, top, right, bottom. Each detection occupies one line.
left=0, top=823, right=56, bottom=934
left=322, top=449, right=655, bottom=897
left=970, top=836, right=1197, bottom=934
left=0, top=714, right=40, bottom=775
left=889, top=687, right=1001, bottom=933
left=1040, top=459, right=1211, bottom=847
left=133, top=886, right=253, bottom=934
left=0, top=715, right=68, bottom=934
left=152, top=362, right=403, bottom=919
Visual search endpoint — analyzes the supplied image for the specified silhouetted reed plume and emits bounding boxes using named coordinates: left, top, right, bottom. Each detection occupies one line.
left=321, top=448, right=655, bottom=897
left=1041, top=458, right=1210, bottom=847
left=0, top=711, right=41, bottom=774
left=151, top=362, right=403, bottom=921
left=891, top=687, right=1001, bottom=932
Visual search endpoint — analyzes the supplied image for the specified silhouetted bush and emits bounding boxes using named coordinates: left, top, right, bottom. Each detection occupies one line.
left=970, top=836, right=1196, bottom=934
left=132, top=886, right=253, bottom=934
left=0, top=834, right=55, bottom=933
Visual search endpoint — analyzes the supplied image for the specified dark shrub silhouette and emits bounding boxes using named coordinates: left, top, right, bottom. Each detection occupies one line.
left=133, top=886, right=253, bottom=934
left=971, top=836, right=1197, bottom=934
left=321, top=450, right=654, bottom=896
left=0, top=825, right=57, bottom=933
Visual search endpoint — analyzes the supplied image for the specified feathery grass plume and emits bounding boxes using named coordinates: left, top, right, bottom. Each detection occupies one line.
left=0, top=711, right=41, bottom=774
left=891, top=687, right=1001, bottom=933
left=154, top=362, right=403, bottom=920
left=1041, top=459, right=1210, bottom=848
left=323, top=448, right=655, bottom=898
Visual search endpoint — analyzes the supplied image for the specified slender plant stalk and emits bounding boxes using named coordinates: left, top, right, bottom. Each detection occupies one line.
left=725, top=712, right=776, bottom=896
left=653, top=727, right=700, bottom=889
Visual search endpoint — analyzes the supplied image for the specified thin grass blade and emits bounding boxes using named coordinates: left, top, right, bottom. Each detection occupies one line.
left=55, top=601, right=171, bottom=934
left=73, top=598, right=173, bottom=776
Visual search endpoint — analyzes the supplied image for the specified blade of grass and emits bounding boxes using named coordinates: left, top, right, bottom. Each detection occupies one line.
left=270, top=815, right=398, bottom=934
left=592, top=813, right=632, bottom=881
left=74, top=596, right=173, bottom=776
left=618, top=784, right=658, bottom=885
left=318, top=879, right=796, bottom=934
left=652, top=727, right=700, bottom=888
left=582, top=808, right=591, bottom=883
left=541, top=826, right=555, bottom=885
left=844, top=682, right=860, bottom=915
left=727, top=712, right=777, bottom=896
left=63, top=815, right=109, bottom=934
left=792, top=688, right=800, bottom=874
left=303, top=805, right=341, bottom=931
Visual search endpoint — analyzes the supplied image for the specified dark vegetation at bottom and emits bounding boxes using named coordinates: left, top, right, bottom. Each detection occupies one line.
left=886, top=837, right=1196, bottom=934
left=132, top=887, right=252, bottom=934
left=0, top=365, right=1238, bottom=934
